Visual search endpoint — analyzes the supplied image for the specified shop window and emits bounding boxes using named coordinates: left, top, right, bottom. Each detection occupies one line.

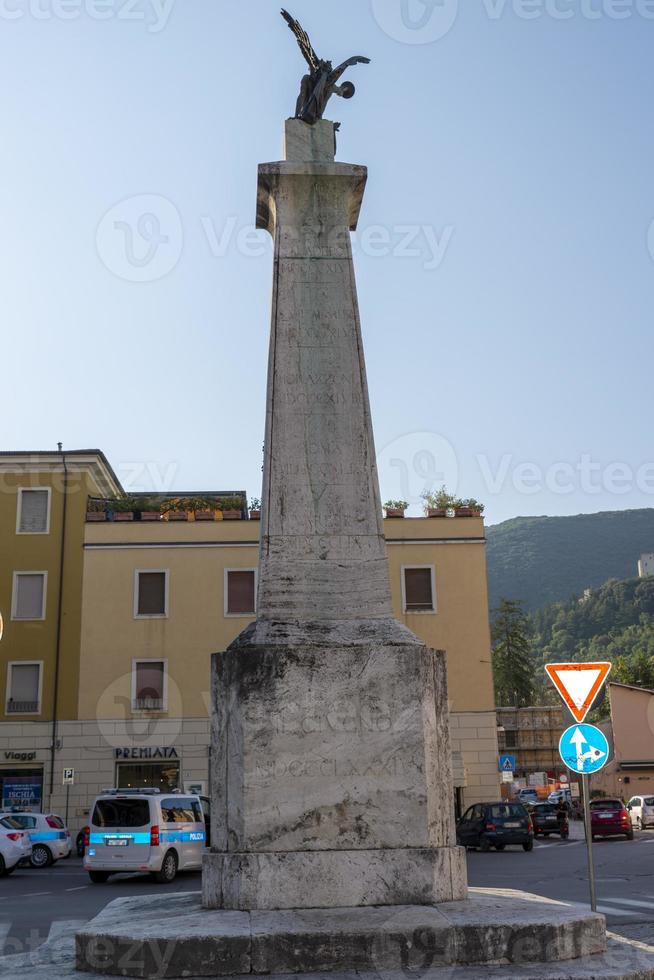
left=132, top=660, right=167, bottom=712
left=134, top=571, right=168, bottom=618
left=12, top=573, right=47, bottom=621
left=225, top=569, right=256, bottom=616
left=402, top=567, right=436, bottom=613
left=0, top=770, right=43, bottom=811
left=17, top=488, right=51, bottom=534
left=115, top=761, right=180, bottom=794
left=6, top=662, right=42, bottom=714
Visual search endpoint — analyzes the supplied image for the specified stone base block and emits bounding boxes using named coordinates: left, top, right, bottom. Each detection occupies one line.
left=202, top=846, right=467, bottom=911
left=74, top=889, right=611, bottom=979
left=284, top=118, right=336, bottom=162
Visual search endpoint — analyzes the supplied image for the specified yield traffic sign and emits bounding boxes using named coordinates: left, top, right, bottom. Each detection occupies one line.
left=559, top=724, right=609, bottom=775
left=545, top=662, right=612, bottom=723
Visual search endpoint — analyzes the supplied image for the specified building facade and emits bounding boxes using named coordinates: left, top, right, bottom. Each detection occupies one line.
left=0, top=452, right=500, bottom=827
left=496, top=705, right=567, bottom=780
left=595, top=683, right=654, bottom=799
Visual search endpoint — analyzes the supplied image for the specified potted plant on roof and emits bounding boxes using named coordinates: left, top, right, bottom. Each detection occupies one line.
left=455, top=497, right=485, bottom=518
left=110, top=497, right=137, bottom=522
left=249, top=497, right=262, bottom=521
left=422, top=486, right=453, bottom=518
left=139, top=499, right=161, bottom=522
left=86, top=499, right=107, bottom=522
left=161, top=498, right=188, bottom=522
left=220, top=496, right=244, bottom=520
left=384, top=500, right=408, bottom=519
left=193, top=497, right=218, bottom=522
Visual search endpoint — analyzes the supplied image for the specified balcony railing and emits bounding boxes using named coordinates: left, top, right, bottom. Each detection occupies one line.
left=6, top=700, right=39, bottom=714
left=132, top=697, right=165, bottom=712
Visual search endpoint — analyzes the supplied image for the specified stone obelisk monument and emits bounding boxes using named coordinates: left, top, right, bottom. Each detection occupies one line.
left=76, top=17, right=643, bottom=980
left=201, top=109, right=466, bottom=909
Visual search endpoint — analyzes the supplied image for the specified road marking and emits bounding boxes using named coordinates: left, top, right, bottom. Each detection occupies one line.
left=46, top=920, right=87, bottom=941
left=597, top=905, right=638, bottom=918
left=601, top=898, right=654, bottom=910
left=22, top=892, right=51, bottom=898
left=65, top=886, right=87, bottom=892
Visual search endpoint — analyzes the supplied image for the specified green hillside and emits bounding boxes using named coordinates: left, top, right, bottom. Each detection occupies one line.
left=527, top=577, right=654, bottom=705
left=486, top=508, right=654, bottom=612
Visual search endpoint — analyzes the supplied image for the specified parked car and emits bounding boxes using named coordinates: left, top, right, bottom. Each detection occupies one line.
left=590, top=798, right=633, bottom=841
left=548, top=789, right=572, bottom=806
left=84, top=788, right=207, bottom=884
left=0, top=817, right=32, bottom=874
left=527, top=802, right=569, bottom=839
left=457, top=801, right=534, bottom=852
left=0, top=811, right=72, bottom=867
left=516, top=789, right=539, bottom=805
left=627, top=795, right=654, bottom=830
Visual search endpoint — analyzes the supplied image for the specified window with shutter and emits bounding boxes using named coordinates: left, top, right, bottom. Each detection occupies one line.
left=135, top=571, right=168, bottom=617
left=7, top=663, right=42, bottom=713
left=226, top=570, right=256, bottom=616
left=403, top=567, right=435, bottom=613
left=17, top=489, right=50, bottom=534
left=12, top=573, right=46, bottom=620
left=133, top=661, right=166, bottom=711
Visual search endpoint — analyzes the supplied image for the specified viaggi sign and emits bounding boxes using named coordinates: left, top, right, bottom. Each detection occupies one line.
left=114, top=747, right=179, bottom=760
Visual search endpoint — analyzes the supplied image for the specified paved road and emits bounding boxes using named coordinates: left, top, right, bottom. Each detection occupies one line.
left=467, top=825, right=654, bottom=943
left=0, top=856, right=201, bottom=957
left=1, top=830, right=653, bottom=957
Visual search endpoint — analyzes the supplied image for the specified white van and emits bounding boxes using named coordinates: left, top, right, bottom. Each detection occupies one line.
left=84, top=789, right=207, bottom=884
left=627, top=795, right=654, bottom=830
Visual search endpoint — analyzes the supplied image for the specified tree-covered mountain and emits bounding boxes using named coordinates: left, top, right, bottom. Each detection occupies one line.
left=486, top=509, right=654, bottom=612
left=527, top=577, right=654, bottom=706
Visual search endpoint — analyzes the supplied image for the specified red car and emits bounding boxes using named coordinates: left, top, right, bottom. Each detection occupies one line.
left=590, top=798, right=634, bottom=841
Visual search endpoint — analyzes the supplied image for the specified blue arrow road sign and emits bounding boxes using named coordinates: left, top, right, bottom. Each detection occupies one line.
left=559, top=724, right=609, bottom=775
left=499, top=755, right=516, bottom=772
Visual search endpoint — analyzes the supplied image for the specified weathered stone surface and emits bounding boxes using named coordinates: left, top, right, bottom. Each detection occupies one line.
left=75, top=894, right=249, bottom=977
left=284, top=118, right=336, bottom=163
left=73, top=890, right=613, bottom=979
left=203, top=846, right=467, bottom=911
left=205, top=638, right=464, bottom=910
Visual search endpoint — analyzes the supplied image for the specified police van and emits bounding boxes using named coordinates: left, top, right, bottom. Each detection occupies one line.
left=84, top=789, right=208, bottom=884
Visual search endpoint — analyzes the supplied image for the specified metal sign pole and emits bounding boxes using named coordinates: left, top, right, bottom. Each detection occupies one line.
left=582, top=773, right=597, bottom=912
left=65, top=783, right=70, bottom=828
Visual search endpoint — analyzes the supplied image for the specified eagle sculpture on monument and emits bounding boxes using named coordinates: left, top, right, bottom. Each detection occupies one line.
left=281, top=9, right=371, bottom=125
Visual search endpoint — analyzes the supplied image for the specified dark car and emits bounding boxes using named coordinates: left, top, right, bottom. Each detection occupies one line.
left=590, top=798, right=633, bottom=841
left=527, top=802, right=569, bottom=839
left=457, top=801, right=534, bottom=852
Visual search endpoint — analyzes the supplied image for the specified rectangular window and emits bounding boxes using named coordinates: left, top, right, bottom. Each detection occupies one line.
left=504, top=730, right=518, bottom=749
left=225, top=569, right=256, bottom=616
left=12, top=573, right=47, bottom=621
left=17, top=488, right=51, bottom=534
left=6, top=662, right=42, bottom=714
left=402, top=566, right=436, bottom=613
left=134, top=571, right=168, bottom=618
left=132, top=660, right=166, bottom=711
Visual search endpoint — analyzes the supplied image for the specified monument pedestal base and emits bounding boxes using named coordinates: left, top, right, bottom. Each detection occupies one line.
left=74, top=889, right=629, bottom=980
left=203, top=845, right=466, bottom=910
left=205, top=633, right=464, bottom=911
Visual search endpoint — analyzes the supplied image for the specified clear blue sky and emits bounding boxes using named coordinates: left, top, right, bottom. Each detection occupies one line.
left=2, top=0, right=653, bottom=525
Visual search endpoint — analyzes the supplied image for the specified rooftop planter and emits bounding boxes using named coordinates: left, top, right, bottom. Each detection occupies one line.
left=384, top=500, right=408, bottom=519
left=86, top=510, right=107, bottom=523
left=422, top=487, right=484, bottom=519
left=249, top=498, right=261, bottom=521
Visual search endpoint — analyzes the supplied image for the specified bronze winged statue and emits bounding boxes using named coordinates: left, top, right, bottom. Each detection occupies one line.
left=281, top=9, right=371, bottom=125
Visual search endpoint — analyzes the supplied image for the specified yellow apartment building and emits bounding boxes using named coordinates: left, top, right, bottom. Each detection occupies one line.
left=0, top=451, right=500, bottom=826
left=0, top=450, right=121, bottom=813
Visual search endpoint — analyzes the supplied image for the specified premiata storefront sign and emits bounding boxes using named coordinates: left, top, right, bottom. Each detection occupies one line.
left=114, top=747, right=179, bottom=760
